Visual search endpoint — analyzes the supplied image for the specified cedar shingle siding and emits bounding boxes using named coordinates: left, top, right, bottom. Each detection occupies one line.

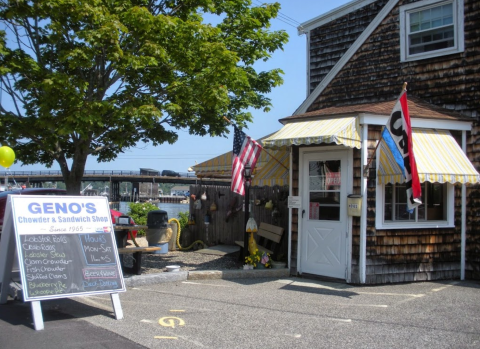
left=309, top=0, right=390, bottom=96
left=296, top=0, right=480, bottom=283
left=308, top=0, right=480, bottom=117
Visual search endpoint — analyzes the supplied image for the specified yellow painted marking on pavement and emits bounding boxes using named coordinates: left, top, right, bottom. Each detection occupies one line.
left=159, top=317, right=185, bottom=328
left=154, top=336, right=178, bottom=340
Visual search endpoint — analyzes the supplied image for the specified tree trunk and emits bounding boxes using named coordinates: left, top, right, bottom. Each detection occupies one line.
left=64, top=173, right=83, bottom=195
left=57, top=143, right=89, bottom=195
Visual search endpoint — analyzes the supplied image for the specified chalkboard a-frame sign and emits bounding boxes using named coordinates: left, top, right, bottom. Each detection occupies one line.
left=0, top=195, right=126, bottom=330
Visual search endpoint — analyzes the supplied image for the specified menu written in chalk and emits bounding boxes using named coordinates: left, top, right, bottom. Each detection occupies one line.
left=12, top=196, right=125, bottom=301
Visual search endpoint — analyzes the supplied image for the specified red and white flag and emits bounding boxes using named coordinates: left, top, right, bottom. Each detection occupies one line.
left=382, top=90, right=422, bottom=211
left=231, top=125, right=262, bottom=195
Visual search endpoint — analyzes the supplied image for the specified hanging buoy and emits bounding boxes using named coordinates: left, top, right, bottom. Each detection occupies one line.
left=210, top=202, right=217, bottom=211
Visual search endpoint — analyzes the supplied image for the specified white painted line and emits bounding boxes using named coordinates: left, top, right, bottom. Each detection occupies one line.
left=275, top=279, right=353, bottom=291
left=284, top=333, right=302, bottom=338
left=140, top=319, right=156, bottom=324
left=182, top=281, right=232, bottom=287
left=329, top=318, right=352, bottom=323
left=356, top=292, right=425, bottom=298
left=432, top=282, right=458, bottom=292
left=335, top=303, right=388, bottom=308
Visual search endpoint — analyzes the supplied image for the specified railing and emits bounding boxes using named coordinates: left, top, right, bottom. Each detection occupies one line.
left=0, top=170, right=197, bottom=178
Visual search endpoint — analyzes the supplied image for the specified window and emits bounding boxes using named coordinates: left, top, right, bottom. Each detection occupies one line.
left=308, top=160, right=341, bottom=221
left=376, top=182, right=454, bottom=229
left=400, top=0, right=464, bottom=62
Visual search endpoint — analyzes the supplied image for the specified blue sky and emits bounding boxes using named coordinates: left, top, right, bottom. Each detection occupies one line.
left=7, top=0, right=352, bottom=173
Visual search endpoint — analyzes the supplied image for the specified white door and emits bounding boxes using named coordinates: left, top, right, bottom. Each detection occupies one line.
left=300, top=150, right=348, bottom=279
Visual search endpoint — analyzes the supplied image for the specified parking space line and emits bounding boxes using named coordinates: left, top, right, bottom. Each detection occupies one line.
left=356, top=292, right=425, bottom=298
left=140, top=319, right=156, bottom=324
left=283, top=333, right=302, bottom=338
left=182, top=281, right=232, bottom=287
left=335, top=303, right=388, bottom=308
left=431, top=282, right=458, bottom=292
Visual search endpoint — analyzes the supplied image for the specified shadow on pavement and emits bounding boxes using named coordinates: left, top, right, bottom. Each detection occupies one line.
left=0, top=300, right=147, bottom=349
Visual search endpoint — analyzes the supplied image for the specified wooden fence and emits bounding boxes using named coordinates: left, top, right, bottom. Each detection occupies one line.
left=182, top=185, right=289, bottom=258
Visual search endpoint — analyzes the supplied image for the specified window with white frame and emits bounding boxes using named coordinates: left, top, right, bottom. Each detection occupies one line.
left=400, top=0, right=464, bottom=62
left=376, top=181, right=454, bottom=229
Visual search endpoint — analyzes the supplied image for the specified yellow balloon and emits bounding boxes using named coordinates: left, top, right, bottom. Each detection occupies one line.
left=0, top=146, right=15, bottom=168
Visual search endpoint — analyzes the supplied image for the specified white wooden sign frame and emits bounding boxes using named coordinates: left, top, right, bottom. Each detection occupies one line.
left=0, top=195, right=125, bottom=330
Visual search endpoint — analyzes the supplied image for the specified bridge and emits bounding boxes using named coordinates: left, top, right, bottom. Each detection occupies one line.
left=0, top=170, right=230, bottom=202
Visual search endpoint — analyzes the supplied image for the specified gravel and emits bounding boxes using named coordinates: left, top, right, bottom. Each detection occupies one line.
left=122, top=237, right=244, bottom=275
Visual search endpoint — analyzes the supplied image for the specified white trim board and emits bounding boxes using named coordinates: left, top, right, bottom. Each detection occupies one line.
left=298, top=0, right=380, bottom=34
left=359, top=114, right=473, bottom=131
left=295, top=0, right=400, bottom=115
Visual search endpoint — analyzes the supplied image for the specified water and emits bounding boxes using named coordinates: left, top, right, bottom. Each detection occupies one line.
left=112, top=202, right=189, bottom=220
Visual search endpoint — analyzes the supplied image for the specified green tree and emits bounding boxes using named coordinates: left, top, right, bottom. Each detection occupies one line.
left=127, top=201, right=160, bottom=236
left=0, top=0, right=288, bottom=194
left=159, top=183, right=174, bottom=195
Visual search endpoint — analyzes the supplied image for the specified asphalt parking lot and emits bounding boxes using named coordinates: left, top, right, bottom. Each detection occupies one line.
left=2, top=276, right=480, bottom=349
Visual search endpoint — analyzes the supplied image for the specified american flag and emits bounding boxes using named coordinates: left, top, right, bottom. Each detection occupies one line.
left=231, top=125, right=262, bottom=195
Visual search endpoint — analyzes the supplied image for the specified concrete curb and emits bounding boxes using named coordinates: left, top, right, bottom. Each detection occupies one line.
left=122, top=268, right=290, bottom=287
left=123, top=271, right=188, bottom=287
left=188, top=268, right=290, bottom=280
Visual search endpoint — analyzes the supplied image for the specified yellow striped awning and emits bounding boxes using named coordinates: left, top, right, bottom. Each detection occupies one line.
left=193, top=151, right=232, bottom=178
left=251, top=148, right=289, bottom=187
left=262, top=116, right=361, bottom=149
left=378, top=128, right=480, bottom=184
left=193, top=146, right=290, bottom=186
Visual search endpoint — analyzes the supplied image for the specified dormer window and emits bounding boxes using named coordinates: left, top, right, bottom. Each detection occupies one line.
left=400, top=0, right=464, bottom=62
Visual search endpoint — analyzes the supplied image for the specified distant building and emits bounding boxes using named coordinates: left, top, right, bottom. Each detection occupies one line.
left=83, top=189, right=99, bottom=196
left=139, top=183, right=159, bottom=198
left=171, top=186, right=189, bottom=196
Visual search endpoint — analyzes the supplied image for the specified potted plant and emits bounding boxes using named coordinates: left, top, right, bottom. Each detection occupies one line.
left=244, top=249, right=271, bottom=269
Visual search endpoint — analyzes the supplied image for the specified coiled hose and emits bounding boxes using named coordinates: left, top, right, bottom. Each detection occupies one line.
left=168, top=218, right=205, bottom=251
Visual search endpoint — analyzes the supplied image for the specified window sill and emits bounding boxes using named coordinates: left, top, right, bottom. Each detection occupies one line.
left=376, top=221, right=454, bottom=230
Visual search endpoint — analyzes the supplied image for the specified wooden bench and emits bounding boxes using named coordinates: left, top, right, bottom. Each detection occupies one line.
left=118, top=246, right=160, bottom=275
left=235, top=222, right=284, bottom=258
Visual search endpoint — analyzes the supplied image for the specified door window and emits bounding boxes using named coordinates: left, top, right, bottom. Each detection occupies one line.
left=308, top=160, right=341, bottom=221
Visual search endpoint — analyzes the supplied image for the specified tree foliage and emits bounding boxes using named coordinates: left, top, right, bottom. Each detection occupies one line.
left=0, top=0, right=288, bottom=194
left=127, top=201, right=161, bottom=236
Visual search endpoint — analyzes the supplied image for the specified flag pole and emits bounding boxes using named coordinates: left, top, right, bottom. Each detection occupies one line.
left=223, top=116, right=289, bottom=171
left=363, top=82, right=408, bottom=177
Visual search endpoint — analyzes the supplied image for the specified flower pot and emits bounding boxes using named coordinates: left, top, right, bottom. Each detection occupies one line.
left=271, top=261, right=287, bottom=269
left=255, top=263, right=266, bottom=269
